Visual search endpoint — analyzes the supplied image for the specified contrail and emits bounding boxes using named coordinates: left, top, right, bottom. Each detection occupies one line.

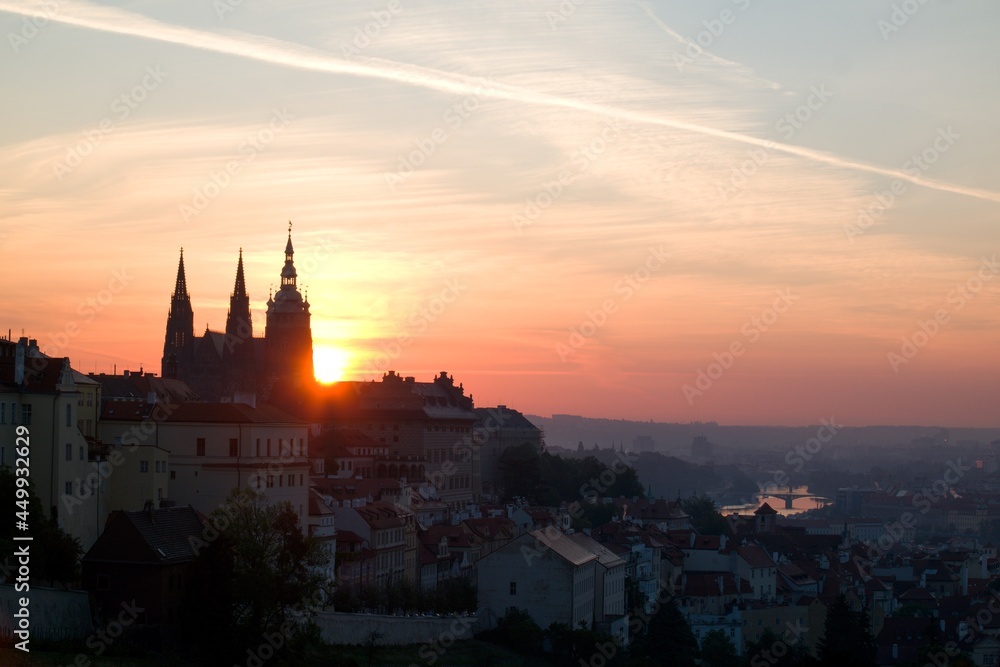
left=632, top=0, right=782, bottom=90
left=5, top=0, right=1000, bottom=205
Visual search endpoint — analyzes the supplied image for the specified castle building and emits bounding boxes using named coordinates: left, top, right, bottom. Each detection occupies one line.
left=160, top=225, right=313, bottom=402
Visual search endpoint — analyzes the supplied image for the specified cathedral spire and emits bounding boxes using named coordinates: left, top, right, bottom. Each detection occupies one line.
left=233, top=248, right=247, bottom=299
left=173, top=248, right=189, bottom=298
left=163, top=248, right=194, bottom=379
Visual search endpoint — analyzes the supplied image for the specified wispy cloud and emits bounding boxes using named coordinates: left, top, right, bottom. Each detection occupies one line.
left=4, top=0, right=1000, bottom=205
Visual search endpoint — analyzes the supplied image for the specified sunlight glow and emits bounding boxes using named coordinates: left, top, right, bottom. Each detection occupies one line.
left=313, top=345, right=351, bottom=384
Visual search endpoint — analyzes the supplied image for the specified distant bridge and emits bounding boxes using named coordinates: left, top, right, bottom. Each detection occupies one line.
left=756, top=485, right=831, bottom=510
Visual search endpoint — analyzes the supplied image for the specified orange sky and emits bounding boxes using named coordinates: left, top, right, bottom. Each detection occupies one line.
left=2, top=1, right=999, bottom=426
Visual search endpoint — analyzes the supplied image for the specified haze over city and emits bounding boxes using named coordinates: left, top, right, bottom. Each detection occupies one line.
left=3, top=0, right=999, bottom=426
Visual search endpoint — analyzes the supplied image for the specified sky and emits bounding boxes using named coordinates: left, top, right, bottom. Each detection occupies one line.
left=1, top=0, right=998, bottom=427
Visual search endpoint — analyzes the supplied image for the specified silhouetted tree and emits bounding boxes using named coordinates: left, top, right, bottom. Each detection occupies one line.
left=701, top=629, right=739, bottom=667
left=645, top=598, right=699, bottom=666
left=0, top=466, right=81, bottom=585
left=682, top=495, right=729, bottom=535
left=817, top=595, right=876, bottom=667
left=183, top=487, right=330, bottom=665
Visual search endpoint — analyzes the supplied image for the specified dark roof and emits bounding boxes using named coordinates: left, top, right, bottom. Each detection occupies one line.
left=83, top=506, right=207, bottom=565
left=473, top=406, right=541, bottom=431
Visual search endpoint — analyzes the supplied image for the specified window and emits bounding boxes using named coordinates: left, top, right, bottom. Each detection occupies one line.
left=66, top=443, right=72, bottom=461
left=65, top=482, right=72, bottom=495
left=139, top=460, right=149, bottom=473
left=288, top=474, right=294, bottom=487
left=21, top=404, right=30, bottom=425
left=279, top=475, right=283, bottom=487
left=65, top=404, right=72, bottom=427
left=509, top=582, right=517, bottom=595
left=157, top=488, right=163, bottom=500
left=0, top=403, right=5, bottom=423
left=256, top=439, right=261, bottom=457
left=229, top=438, right=239, bottom=457
left=11, top=402, right=16, bottom=424
left=196, top=438, right=206, bottom=456
left=170, top=470, right=176, bottom=480
left=267, top=439, right=271, bottom=456
left=299, top=474, right=304, bottom=486
left=79, top=446, right=84, bottom=461
left=267, top=475, right=274, bottom=488
left=86, top=393, right=93, bottom=407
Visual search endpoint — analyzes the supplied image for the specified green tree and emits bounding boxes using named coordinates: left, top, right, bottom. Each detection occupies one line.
left=682, top=495, right=729, bottom=536
left=701, top=629, right=739, bottom=667
left=816, top=595, right=876, bottom=667
left=183, top=487, right=330, bottom=665
left=645, top=598, right=699, bottom=666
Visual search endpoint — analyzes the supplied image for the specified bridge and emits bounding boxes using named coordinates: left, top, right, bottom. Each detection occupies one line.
left=756, top=485, right=830, bottom=510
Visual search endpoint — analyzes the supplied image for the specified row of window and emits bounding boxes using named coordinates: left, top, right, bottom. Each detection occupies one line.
left=254, top=473, right=305, bottom=489
left=0, top=403, right=31, bottom=425
left=194, top=436, right=306, bottom=457
left=138, top=461, right=167, bottom=474
left=360, top=422, right=472, bottom=435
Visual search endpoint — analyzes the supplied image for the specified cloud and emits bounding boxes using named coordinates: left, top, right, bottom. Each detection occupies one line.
left=4, top=0, right=1000, bottom=204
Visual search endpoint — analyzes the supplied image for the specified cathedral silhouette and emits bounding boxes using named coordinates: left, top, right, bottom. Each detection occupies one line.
left=161, top=224, right=314, bottom=402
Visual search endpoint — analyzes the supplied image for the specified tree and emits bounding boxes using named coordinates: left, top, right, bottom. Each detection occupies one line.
left=0, top=466, right=82, bottom=585
left=183, top=487, right=330, bottom=665
left=644, top=598, right=699, bottom=666
left=816, top=595, right=876, bottom=667
left=499, top=442, right=541, bottom=499
left=682, top=495, right=729, bottom=536
left=701, top=629, right=739, bottom=667
left=743, top=628, right=816, bottom=667
left=481, top=608, right=544, bottom=656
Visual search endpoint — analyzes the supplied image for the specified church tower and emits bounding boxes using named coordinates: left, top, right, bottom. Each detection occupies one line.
left=265, top=223, right=313, bottom=384
left=224, top=249, right=257, bottom=393
left=162, top=249, right=194, bottom=379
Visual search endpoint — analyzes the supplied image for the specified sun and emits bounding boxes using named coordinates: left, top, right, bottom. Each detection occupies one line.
left=313, top=345, right=351, bottom=384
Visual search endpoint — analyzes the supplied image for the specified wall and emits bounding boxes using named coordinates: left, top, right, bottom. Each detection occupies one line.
left=313, top=611, right=481, bottom=646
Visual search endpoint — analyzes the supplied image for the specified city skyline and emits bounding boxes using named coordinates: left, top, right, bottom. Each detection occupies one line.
left=2, top=1, right=999, bottom=426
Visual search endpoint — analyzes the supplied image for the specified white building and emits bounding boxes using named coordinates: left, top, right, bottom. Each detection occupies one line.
left=477, top=529, right=597, bottom=631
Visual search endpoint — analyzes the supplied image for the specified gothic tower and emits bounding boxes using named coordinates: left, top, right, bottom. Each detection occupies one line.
left=224, top=249, right=256, bottom=393
left=265, top=223, right=313, bottom=384
left=161, top=249, right=194, bottom=379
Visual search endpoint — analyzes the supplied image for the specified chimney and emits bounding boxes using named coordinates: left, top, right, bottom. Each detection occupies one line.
left=14, top=338, right=26, bottom=385
left=144, top=500, right=155, bottom=523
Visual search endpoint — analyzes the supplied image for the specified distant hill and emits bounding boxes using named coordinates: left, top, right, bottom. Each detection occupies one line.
left=529, top=413, right=1000, bottom=456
